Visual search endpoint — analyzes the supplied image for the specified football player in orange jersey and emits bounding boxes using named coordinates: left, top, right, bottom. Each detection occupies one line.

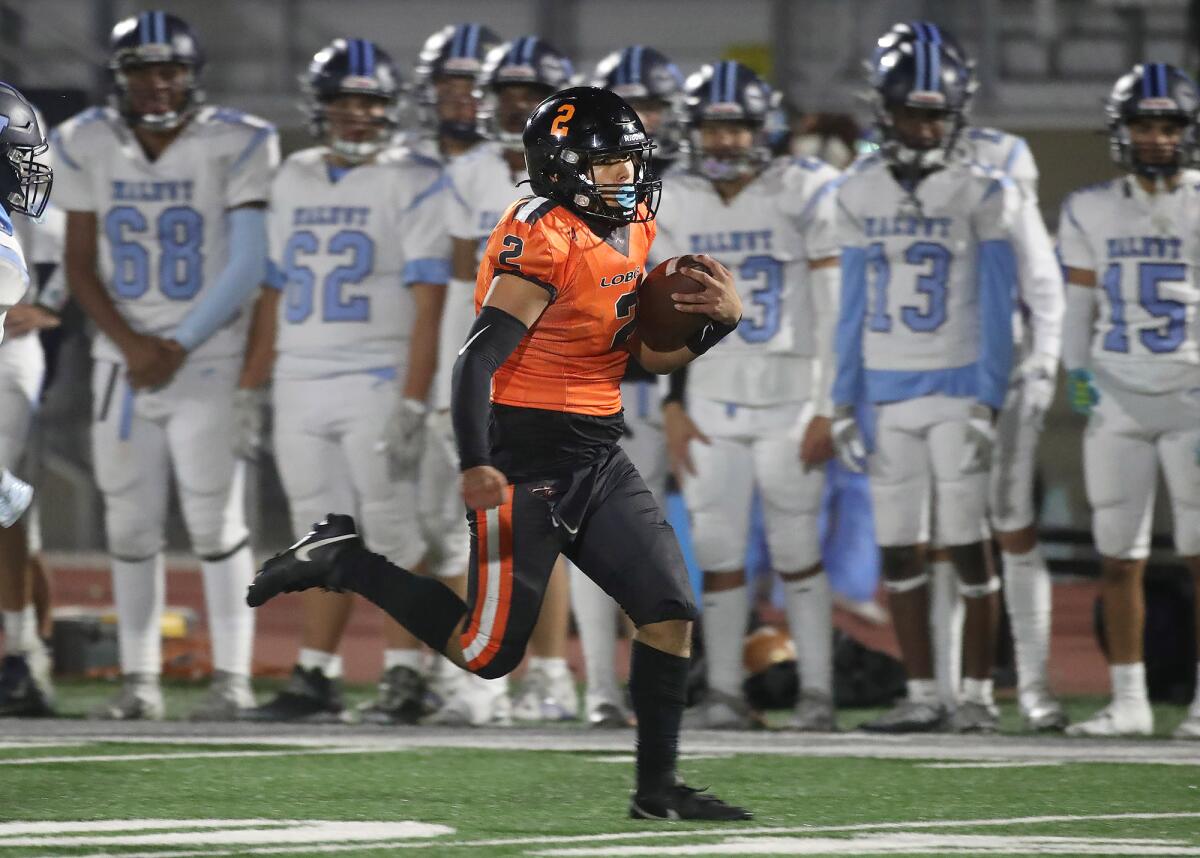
left=248, top=87, right=749, bottom=821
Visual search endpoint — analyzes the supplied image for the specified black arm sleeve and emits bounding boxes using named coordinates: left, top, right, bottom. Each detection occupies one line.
left=450, top=305, right=530, bottom=471
left=663, top=365, right=688, bottom=407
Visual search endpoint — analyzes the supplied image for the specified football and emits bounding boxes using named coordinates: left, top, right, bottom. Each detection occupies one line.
left=636, top=255, right=710, bottom=352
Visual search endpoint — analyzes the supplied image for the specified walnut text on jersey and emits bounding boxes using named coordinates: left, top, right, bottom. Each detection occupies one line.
left=863, top=215, right=952, bottom=239
left=1106, top=236, right=1182, bottom=260
left=111, top=180, right=194, bottom=202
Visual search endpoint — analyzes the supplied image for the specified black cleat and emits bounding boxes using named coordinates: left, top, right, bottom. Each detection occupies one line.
left=359, top=665, right=428, bottom=725
left=629, top=783, right=753, bottom=821
left=246, top=514, right=364, bottom=608
left=241, top=666, right=351, bottom=723
left=0, top=655, right=54, bottom=717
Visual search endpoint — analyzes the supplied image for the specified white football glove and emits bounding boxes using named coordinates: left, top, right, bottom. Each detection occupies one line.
left=958, top=403, right=997, bottom=474
left=380, top=397, right=427, bottom=480
left=1018, top=352, right=1058, bottom=430
left=831, top=406, right=867, bottom=473
left=233, top=387, right=268, bottom=461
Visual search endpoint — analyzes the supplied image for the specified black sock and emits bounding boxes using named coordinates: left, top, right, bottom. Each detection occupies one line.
left=628, top=639, right=688, bottom=795
left=338, top=547, right=468, bottom=653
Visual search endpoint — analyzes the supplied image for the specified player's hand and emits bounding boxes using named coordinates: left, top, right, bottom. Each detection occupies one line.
left=959, top=403, right=997, bottom=473
left=1018, top=352, right=1057, bottom=430
left=663, top=401, right=710, bottom=482
left=378, top=397, right=427, bottom=481
left=799, top=415, right=835, bottom=470
left=2, top=305, right=60, bottom=339
left=233, top=387, right=268, bottom=460
left=1066, top=368, right=1100, bottom=416
left=123, top=334, right=185, bottom=389
left=831, top=406, right=867, bottom=473
left=461, top=465, right=508, bottom=510
left=674, top=254, right=743, bottom=327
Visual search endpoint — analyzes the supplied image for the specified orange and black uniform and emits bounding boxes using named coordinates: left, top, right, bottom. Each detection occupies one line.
left=456, top=195, right=695, bottom=679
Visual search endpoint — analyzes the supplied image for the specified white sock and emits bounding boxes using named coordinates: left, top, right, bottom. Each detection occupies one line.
left=568, top=561, right=620, bottom=702
left=1001, top=547, right=1052, bottom=698
left=1111, top=662, right=1148, bottom=707
left=701, top=584, right=747, bottom=697
left=383, top=648, right=424, bottom=672
left=1191, top=663, right=1200, bottom=716
left=907, top=678, right=939, bottom=705
left=200, top=545, right=256, bottom=677
left=783, top=571, right=833, bottom=696
left=929, top=559, right=963, bottom=706
left=112, top=555, right=165, bottom=676
left=962, top=677, right=994, bottom=707
left=2, top=606, right=37, bottom=654
left=528, top=655, right=569, bottom=678
left=298, top=647, right=342, bottom=678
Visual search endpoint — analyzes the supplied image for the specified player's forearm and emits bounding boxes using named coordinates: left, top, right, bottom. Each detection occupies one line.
left=628, top=336, right=695, bottom=374
left=67, top=263, right=138, bottom=350
left=809, top=262, right=840, bottom=417
left=402, top=282, right=446, bottom=402
left=450, top=306, right=528, bottom=469
left=1061, top=283, right=1096, bottom=373
left=1014, top=201, right=1065, bottom=363
left=238, top=288, right=279, bottom=389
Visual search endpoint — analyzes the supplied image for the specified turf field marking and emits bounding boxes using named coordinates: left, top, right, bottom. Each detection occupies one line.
left=0, top=746, right=383, bottom=766
left=916, top=760, right=1065, bottom=769
left=19, top=812, right=1200, bottom=857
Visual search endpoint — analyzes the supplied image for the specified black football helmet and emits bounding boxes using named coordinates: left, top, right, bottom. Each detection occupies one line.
left=108, top=10, right=205, bottom=130
left=0, top=84, right=51, bottom=219
left=1106, top=63, right=1200, bottom=177
left=303, top=38, right=403, bottom=162
left=414, top=23, right=503, bottom=141
left=680, top=61, right=775, bottom=181
left=477, top=36, right=574, bottom=150
left=523, top=86, right=660, bottom=224
left=868, top=36, right=972, bottom=177
left=591, top=45, right=684, bottom=164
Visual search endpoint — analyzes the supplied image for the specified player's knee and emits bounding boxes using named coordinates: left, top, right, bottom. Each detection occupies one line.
left=881, top=545, right=922, bottom=581
left=190, top=523, right=249, bottom=559
left=361, top=502, right=425, bottom=569
left=690, top=513, right=744, bottom=572
left=1093, top=506, right=1150, bottom=560
left=1173, top=502, right=1200, bottom=557
left=635, top=618, right=693, bottom=657
left=945, top=542, right=991, bottom=587
left=468, top=641, right=527, bottom=680
left=106, top=513, right=163, bottom=561
left=766, top=516, right=821, bottom=574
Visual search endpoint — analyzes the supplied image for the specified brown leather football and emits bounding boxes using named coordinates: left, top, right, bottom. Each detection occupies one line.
left=636, top=255, right=709, bottom=352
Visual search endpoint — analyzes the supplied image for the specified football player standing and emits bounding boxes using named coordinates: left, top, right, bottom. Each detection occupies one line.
left=238, top=39, right=450, bottom=724
left=657, top=62, right=842, bottom=731
left=0, top=82, right=54, bottom=717
left=1059, top=64, right=1200, bottom=738
left=53, top=11, right=279, bottom=719
left=831, top=38, right=1019, bottom=733
left=880, top=22, right=1067, bottom=731
left=248, top=85, right=752, bottom=821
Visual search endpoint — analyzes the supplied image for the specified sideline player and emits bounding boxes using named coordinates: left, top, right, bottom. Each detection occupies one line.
left=0, top=82, right=54, bottom=716
left=432, top=35, right=579, bottom=725
left=880, top=21, right=1067, bottom=730
left=248, top=86, right=751, bottom=821
left=238, top=39, right=449, bottom=723
left=576, top=44, right=684, bottom=728
left=1058, top=64, right=1200, bottom=738
left=658, top=61, right=841, bottom=731
left=831, top=37, right=1018, bottom=733
left=54, top=11, right=279, bottom=719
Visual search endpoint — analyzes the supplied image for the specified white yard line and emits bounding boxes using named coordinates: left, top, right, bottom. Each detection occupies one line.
left=916, top=760, right=1065, bottom=769
left=0, top=746, right=384, bottom=766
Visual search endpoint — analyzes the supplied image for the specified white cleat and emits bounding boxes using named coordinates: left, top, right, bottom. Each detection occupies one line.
left=682, top=689, right=766, bottom=730
left=789, top=690, right=836, bottom=732
left=0, top=469, right=33, bottom=528
left=189, top=670, right=256, bottom=721
left=512, top=665, right=579, bottom=722
left=1066, top=703, right=1153, bottom=737
left=1019, top=689, right=1068, bottom=732
left=1172, top=713, right=1200, bottom=739
left=424, top=674, right=512, bottom=727
left=89, top=673, right=165, bottom=721
left=585, top=693, right=634, bottom=729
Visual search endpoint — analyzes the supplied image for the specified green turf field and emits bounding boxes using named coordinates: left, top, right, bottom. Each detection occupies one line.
left=2, top=680, right=1199, bottom=857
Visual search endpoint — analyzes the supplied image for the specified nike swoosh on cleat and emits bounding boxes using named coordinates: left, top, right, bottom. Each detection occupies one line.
left=458, top=325, right=491, bottom=356
left=295, top=533, right=359, bottom=562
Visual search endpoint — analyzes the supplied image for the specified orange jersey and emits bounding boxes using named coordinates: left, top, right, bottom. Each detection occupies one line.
left=476, top=196, right=655, bottom=416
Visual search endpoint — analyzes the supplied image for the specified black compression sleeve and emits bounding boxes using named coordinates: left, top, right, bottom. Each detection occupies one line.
left=451, top=305, right=529, bottom=470
left=663, top=365, right=688, bottom=407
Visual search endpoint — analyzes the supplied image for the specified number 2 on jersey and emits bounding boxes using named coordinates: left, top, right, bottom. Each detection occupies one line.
left=283, top=229, right=376, bottom=323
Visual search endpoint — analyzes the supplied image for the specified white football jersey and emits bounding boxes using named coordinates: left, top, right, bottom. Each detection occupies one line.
left=267, top=146, right=451, bottom=381
left=653, top=157, right=841, bottom=406
left=0, top=208, right=30, bottom=348
left=431, top=142, right=529, bottom=410
left=1058, top=172, right=1200, bottom=393
left=832, top=154, right=1020, bottom=411
left=50, top=105, right=279, bottom=363
left=957, top=126, right=1063, bottom=363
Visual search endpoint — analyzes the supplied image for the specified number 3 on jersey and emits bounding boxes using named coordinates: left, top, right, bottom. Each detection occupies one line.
left=866, top=241, right=950, bottom=333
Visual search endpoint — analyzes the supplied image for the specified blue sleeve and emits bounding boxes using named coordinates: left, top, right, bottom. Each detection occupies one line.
left=402, top=258, right=451, bottom=287
left=172, top=207, right=268, bottom=351
left=976, top=239, right=1017, bottom=410
left=832, top=246, right=867, bottom=407
left=263, top=260, right=286, bottom=291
